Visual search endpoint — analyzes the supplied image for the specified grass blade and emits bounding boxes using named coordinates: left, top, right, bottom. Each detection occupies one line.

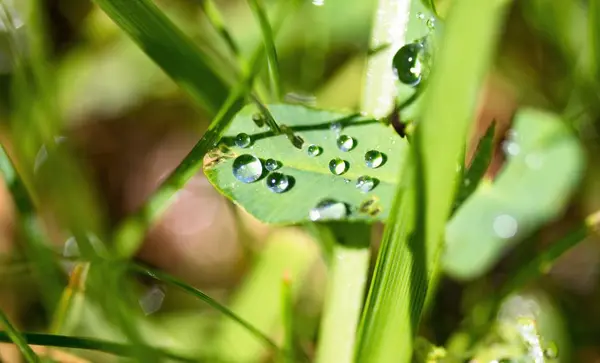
left=355, top=0, right=511, bottom=361
left=91, top=0, right=230, bottom=115
left=280, top=273, right=294, bottom=363
left=129, top=263, right=280, bottom=351
left=0, top=310, right=39, bottom=362
left=247, top=0, right=282, bottom=100
left=0, top=332, right=195, bottom=362
left=198, top=0, right=242, bottom=61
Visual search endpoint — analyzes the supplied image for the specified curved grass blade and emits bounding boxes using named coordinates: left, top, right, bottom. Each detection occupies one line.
left=247, top=0, right=282, bottom=100
left=0, top=332, right=195, bottom=362
left=0, top=310, right=39, bottom=362
left=129, top=263, right=280, bottom=351
left=198, top=0, right=242, bottom=61
left=91, top=0, right=230, bottom=115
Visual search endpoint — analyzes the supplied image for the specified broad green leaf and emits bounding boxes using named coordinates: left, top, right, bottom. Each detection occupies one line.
left=203, top=104, right=409, bottom=224
left=443, top=108, right=584, bottom=280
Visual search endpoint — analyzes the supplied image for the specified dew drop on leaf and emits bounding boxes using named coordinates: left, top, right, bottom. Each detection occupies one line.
left=356, top=175, right=376, bottom=193
left=329, top=158, right=348, bottom=175
left=336, top=135, right=355, bottom=152
left=266, top=172, right=290, bottom=193
left=235, top=133, right=252, bottom=148
left=265, top=158, right=281, bottom=171
left=232, top=154, right=263, bottom=183
left=309, top=199, right=348, bottom=221
left=392, top=42, right=423, bottom=87
left=330, top=121, right=342, bottom=134
left=307, top=144, right=322, bottom=157
left=426, top=17, right=436, bottom=29
left=365, top=150, right=384, bottom=168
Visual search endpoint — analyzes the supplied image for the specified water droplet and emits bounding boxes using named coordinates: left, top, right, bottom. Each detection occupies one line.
left=235, top=133, right=252, bottom=148
left=309, top=199, right=348, bottom=221
left=392, top=42, right=423, bottom=87
left=266, top=172, right=290, bottom=193
left=344, top=178, right=351, bottom=183
left=232, top=154, right=263, bottom=183
left=330, top=122, right=342, bottom=134
left=493, top=214, right=518, bottom=239
left=252, top=113, right=265, bottom=127
left=307, top=144, right=322, bottom=157
left=336, top=135, right=355, bottom=152
left=502, top=140, right=520, bottom=156
left=365, top=150, right=384, bottom=168
left=329, top=158, right=348, bottom=175
left=356, top=176, right=376, bottom=193
left=265, top=158, right=281, bottom=171
left=139, top=285, right=166, bottom=316
left=416, top=12, right=425, bottom=20
left=426, top=17, right=436, bottom=29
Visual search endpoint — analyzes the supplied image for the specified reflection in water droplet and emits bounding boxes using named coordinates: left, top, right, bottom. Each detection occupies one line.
left=356, top=176, right=375, bottom=193
left=309, top=199, right=348, bottom=221
left=232, top=154, right=263, bottom=183
left=235, top=133, right=252, bottom=148
left=307, top=144, right=322, bottom=157
left=266, top=172, right=290, bottom=193
left=139, top=285, right=166, bottom=316
left=393, top=42, right=423, bottom=87
left=265, top=158, right=281, bottom=171
left=252, top=113, right=265, bottom=127
left=426, top=17, right=436, bottom=29
left=336, top=135, right=355, bottom=152
left=329, top=158, right=348, bottom=175
left=365, top=150, right=384, bottom=168
left=493, top=214, right=518, bottom=239
left=502, top=140, right=520, bottom=156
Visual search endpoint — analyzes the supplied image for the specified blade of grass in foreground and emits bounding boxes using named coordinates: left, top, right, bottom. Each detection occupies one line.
left=0, top=310, right=39, bottom=362
left=91, top=0, right=229, bottom=115
left=355, top=0, right=511, bottom=362
left=247, top=0, right=282, bottom=100
left=129, top=263, right=280, bottom=350
left=0, top=332, right=194, bottom=362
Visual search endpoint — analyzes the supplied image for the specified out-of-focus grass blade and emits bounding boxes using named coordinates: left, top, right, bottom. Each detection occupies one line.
left=198, top=0, right=241, bottom=60
left=280, top=273, right=294, bottom=363
left=0, top=332, right=195, bottom=362
left=0, top=309, right=39, bottom=362
left=91, top=0, right=230, bottom=115
left=452, top=123, right=495, bottom=211
left=590, top=0, right=600, bottom=82
left=129, top=263, right=280, bottom=351
left=247, top=0, right=282, bottom=100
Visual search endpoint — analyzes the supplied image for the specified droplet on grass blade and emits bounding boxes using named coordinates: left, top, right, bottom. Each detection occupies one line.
left=307, top=144, right=322, bottom=157
left=336, top=135, right=355, bottom=152
left=265, top=158, right=281, bottom=171
left=392, top=42, right=423, bottom=87
left=356, top=176, right=376, bottom=193
left=364, top=150, right=384, bottom=168
left=235, top=133, right=252, bottom=148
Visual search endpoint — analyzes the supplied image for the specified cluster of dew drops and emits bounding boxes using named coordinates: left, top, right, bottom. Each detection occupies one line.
left=230, top=113, right=386, bottom=221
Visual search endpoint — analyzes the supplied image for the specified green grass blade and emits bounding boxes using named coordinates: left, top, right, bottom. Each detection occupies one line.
left=280, top=273, right=294, bottom=363
left=91, top=0, right=230, bottom=115
left=315, top=241, right=370, bottom=363
left=129, top=263, right=280, bottom=351
left=0, top=332, right=195, bottom=362
left=590, top=0, right=600, bottom=82
left=247, top=0, right=282, bottom=100
left=0, top=310, right=40, bottom=362
left=199, top=0, right=242, bottom=60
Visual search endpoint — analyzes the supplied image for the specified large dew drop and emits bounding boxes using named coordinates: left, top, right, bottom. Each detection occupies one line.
left=336, top=135, right=355, bottom=152
left=232, top=154, right=263, bottom=183
left=329, top=158, right=348, bottom=175
left=307, top=144, right=322, bottom=157
left=392, top=42, right=423, bottom=87
left=356, top=176, right=376, bottom=193
left=266, top=172, right=290, bottom=193
left=309, top=199, right=348, bottom=221
left=365, top=150, right=384, bottom=168
left=265, top=158, right=281, bottom=171
left=235, top=133, right=252, bottom=148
